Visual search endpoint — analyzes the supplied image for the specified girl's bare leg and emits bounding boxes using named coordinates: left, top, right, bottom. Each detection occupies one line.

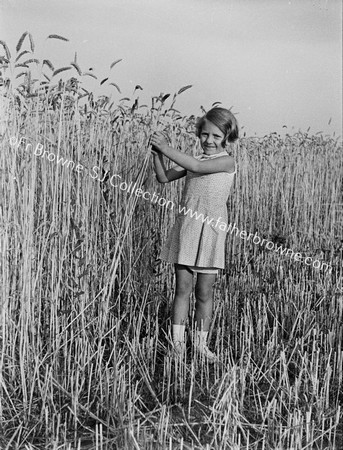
left=170, top=264, right=193, bottom=354
left=172, top=264, right=193, bottom=325
left=194, top=272, right=218, bottom=362
left=194, top=272, right=217, bottom=331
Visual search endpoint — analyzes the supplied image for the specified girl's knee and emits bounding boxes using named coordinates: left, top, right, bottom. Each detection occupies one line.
left=175, top=283, right=192, bottom=298
left=175, top=264, right=193, bottom=298
left=195, top=277, right=216, bottom=302
left=175, top=277, right=193, bottom=297
left=195, top=286, right=213, bottom=303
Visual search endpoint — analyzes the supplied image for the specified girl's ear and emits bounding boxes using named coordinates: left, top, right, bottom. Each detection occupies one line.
left=225, top=142, right=234, bottom=156
left=221, top=137, right=228, bottom=148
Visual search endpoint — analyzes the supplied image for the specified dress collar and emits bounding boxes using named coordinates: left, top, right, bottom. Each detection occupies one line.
left=200, top=151, right=228, bottom=158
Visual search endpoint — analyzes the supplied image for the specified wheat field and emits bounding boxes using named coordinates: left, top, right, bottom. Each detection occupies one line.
left=0, top=33, right=342, bottom=450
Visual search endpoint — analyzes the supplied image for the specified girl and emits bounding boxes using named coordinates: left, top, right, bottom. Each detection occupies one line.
left=151, top=107, right=238, bottom=362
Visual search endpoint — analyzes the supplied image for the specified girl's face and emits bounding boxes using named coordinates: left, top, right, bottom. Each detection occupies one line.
left=199, top=119, right=226, bottom=155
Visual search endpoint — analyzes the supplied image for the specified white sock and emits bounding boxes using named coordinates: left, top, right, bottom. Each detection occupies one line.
left=172, top=324, right=186, bottom=345
left=195, top=330, right=208, bottom=348
left=194, top=330, right=216, bottom=361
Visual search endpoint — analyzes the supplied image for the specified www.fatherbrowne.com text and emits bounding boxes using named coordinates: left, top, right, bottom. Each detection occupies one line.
left=10, top=136, right=331, bottom=273
left=177, top=205, right=331, bottom=272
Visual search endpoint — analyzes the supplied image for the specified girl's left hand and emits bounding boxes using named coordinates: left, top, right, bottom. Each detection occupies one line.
left=150, top=132, right=169, bottom=153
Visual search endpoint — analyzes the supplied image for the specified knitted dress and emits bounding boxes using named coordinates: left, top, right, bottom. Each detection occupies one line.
left=159, top=150, right=236, bottom=269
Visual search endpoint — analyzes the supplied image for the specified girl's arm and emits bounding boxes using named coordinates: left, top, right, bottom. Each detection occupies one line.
left=151, top=132, right=235, bottom=174
left=152, top=151, right=187, bottom=183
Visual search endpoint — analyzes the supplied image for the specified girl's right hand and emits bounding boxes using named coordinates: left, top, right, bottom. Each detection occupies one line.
left=149, top=135, right=162, bottom=155
left=151, top=145, right=160, bottom=156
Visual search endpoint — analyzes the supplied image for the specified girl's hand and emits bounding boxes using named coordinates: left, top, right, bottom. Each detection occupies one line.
left=150, top=132, right=169, bottom=153
left=148, top=135, right=161, bottom=155
left=151, top=146, right=160, bottom=156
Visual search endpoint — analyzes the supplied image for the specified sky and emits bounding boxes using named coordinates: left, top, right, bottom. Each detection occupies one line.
left=1, top=0, right=342, bottom=137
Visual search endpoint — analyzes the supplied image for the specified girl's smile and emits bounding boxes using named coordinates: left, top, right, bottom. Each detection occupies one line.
left=200, top=119, right=226, bottom=155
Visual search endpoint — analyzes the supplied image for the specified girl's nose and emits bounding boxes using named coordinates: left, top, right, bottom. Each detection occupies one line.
left=206, top=136, right=213, bottom=144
